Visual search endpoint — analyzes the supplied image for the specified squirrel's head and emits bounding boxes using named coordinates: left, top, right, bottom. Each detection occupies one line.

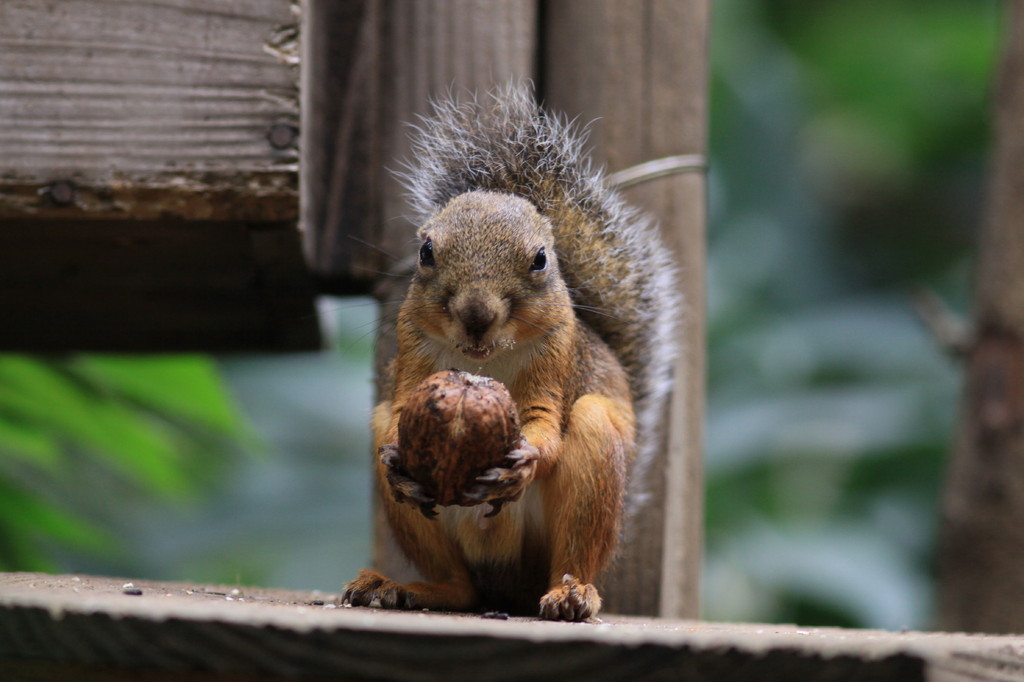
left=406, top=190, right=571, bottom=364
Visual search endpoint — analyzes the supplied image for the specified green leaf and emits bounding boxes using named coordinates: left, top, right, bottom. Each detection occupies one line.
left=0, top=356, right=79, bottom=416
left=0, top=483, right=112, bottom=554
left=0, top=529, right=56, bottom=573
left=0, top=420, right=61, bottom=470
left=70, top=355, right=243, bottom=433
left=0, top=357, right=109, bottom=448
left=0, top=356, right=191, bottom=498
left=84, top=401, right=192, bottom=498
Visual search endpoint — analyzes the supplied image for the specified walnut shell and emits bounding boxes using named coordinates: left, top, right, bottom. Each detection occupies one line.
left=398, top=370, right=520, bottom=506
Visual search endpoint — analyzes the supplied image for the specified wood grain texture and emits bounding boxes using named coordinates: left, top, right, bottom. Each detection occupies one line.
left=301, top=0, right=382, bottom=290
left=7, top=573, right=1024, bottom=682
left=936, top=3, right=1024, bottom=634
left=377, top=0, right=538, bottom=265
left=0, top=174, right=298, bottom=222
left=0, top=0, right=299, bottom=219
left=543, top=0, right=709, bottom=619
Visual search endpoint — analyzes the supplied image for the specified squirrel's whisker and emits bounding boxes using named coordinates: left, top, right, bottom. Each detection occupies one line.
left=518, top=301, right=621, bottom=321
left=507, top=313, right=548, bottom=333
left=346, top=234, right=401, bottom=261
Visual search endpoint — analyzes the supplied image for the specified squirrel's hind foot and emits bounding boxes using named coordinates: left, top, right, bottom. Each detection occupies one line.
left=343, top=569, right=480, bottom=613
left=342, top=569, right=417, bottom=609
left=538, top=574, right=601, bottom=621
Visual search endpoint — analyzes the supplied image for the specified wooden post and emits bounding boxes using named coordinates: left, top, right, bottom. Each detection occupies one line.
left=936, top=3, right=1024, bottom=634
left=312, top=1, right=709, bottom=616
left=302, top=0, right=384, bottom=294
left=543, top=0, right=709, bottom=618
left=302, top=0, right=537, bottom=293
left=374, top=0, right=539, bottom=265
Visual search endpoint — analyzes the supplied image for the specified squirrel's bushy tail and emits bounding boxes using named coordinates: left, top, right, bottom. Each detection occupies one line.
left=401, top=83, right=680, bottom=501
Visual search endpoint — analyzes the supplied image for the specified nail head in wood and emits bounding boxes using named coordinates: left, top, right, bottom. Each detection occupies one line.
left=45, top=180, right=76, bottom=206
left=268, top=123, right=299, bottom=150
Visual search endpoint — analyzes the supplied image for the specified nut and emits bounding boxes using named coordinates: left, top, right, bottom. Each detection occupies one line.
left=397, top=370, right=519, bottom=506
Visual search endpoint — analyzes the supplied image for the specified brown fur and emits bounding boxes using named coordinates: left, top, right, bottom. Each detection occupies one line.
left=343, top=191, right=636, bottom=620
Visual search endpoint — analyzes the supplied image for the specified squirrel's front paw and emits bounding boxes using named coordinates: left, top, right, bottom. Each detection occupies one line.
left=539, top=574, right=601, bottom=621
left=464, top=435, right=538, bottom=517
left=380, top=444, right=437, bottom=519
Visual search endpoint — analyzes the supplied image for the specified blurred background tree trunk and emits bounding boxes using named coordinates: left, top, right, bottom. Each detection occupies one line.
left=936, top=2, right=1024, bottom=634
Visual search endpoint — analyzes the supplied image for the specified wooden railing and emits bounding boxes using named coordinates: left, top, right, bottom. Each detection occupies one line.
left=4, top=572, right=1024, bottom=682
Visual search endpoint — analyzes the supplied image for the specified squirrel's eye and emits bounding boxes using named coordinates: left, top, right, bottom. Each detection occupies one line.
left=530, top=247, right=547, bottom=272
left=419, top=239, right=435, bottom=267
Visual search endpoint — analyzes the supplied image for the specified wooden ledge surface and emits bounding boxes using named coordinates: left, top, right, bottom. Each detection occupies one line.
left=1, top=572, right=1023, bottom=681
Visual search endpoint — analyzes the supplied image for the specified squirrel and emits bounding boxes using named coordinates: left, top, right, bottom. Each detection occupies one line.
left=342, top=84, right=679, bottom=621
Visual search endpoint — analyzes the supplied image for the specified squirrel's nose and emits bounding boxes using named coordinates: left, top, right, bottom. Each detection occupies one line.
left=455, top=296, right=498, bottom=343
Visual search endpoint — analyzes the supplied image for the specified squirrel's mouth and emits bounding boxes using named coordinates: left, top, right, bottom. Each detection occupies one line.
left=460, top=344, right=494, bottom=361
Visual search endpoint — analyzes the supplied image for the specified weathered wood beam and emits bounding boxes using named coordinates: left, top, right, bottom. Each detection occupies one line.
left=4, top=573, right=1024, bottom=682
left=0, top=0, right=300, bottom=219
left=0, top=175, right=298, bottom=223
left=301, top=0, right=382, bottom=293
left=0, top=0, right=317, bottom=352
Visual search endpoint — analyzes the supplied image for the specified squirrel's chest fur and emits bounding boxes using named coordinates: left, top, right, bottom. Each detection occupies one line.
left=438, top=484, right=551, bottom=612
left=437, top=484, right=546, bottom=563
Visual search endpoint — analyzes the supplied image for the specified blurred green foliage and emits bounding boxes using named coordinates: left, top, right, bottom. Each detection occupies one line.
left=0, top=355, right=249, bottom=572
left=704, top=0, right=1001, bottom=629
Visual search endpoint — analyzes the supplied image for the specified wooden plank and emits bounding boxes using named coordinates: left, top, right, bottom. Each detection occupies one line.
left=0, top=219, right=319, bottom=352
left=249, top=226, right=323, bottom=351
left=543, top=0, right=709, bottom=619
left=6, top=573, right=1024, bottom=681
left=0, top=175, right=297, bottom=222
left=0, top=1, right=316, bottom=352
left=0, top=0, right=299, bottom=220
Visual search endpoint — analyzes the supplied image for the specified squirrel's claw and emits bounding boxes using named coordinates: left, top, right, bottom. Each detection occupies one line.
left=475, top=470, right=502, bottom=483
left=539, top=574, right=601, bottom=621
left=380, top=444, right=438, bottom=519
left=506, top=436, right=540, bottom=467
left=343, top=569, right=417, bottom=609
left=464, top=436, right=538, bottom=513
